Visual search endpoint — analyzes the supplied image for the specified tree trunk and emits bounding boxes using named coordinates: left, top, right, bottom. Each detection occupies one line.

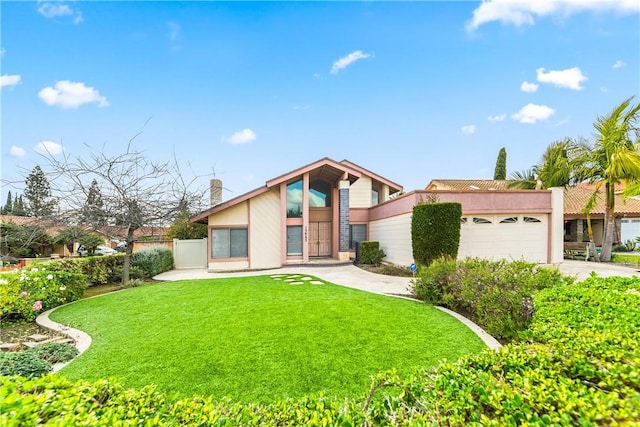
left=586, top=214, right=598, bottom=261
left=122, top=228, right=135, bottom=284
left=600, top=207, right=616, bottom=262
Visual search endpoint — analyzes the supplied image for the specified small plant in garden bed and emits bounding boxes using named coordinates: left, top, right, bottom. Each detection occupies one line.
left=0, top=342, right=78, bottom=378
left=356, top=262, right=413, bottom=277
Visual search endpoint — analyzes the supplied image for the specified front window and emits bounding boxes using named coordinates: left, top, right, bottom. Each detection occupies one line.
left=211, top=228, right=248, bottom=258
left=371, top=188, right=379, bottom=206
left=287, top=180, right=303, bottom=218
left=287, top=225, right=303, bottom=255
left=349, top=224, right=367, bottom=249
left=309, top=179, right=331, bottom=207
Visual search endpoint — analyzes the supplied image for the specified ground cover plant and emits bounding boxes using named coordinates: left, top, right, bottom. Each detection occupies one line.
left=2, top=274, right=638, bottom=425
left=49, top=274, right=485, bottom=403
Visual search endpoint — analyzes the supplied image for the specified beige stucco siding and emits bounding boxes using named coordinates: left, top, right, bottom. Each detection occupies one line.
left=209, top=201, right=248, bottom=225
left=349, top=175, right=372, bottom=208
left=369, top=213, right=413, bottom=266
left=249, top=189, right=281, bottom=269
left=209, top=260, right=249, bottom=271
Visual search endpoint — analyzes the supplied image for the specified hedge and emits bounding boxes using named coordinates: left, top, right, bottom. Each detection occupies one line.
left=411, top=202, right=461, bottom=266
left=1, top=275, right=638, bottom=425
left=358, top=241, right=385, bottom=265
left=131, top=246, right=174, bottom=278
left=44, top=254, right=124, bottom=286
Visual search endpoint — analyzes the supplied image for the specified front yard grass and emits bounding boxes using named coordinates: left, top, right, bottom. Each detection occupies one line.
left=50, top=274, right=485, bottom=403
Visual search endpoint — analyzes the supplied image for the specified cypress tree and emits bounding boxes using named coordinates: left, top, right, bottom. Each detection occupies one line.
left=2, top=191, right=12, bottom=215
left=493, top=147, right=507, bottom=180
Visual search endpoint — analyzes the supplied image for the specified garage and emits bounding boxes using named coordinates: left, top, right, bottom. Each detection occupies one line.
left=458, top=214, right=548, bottom=263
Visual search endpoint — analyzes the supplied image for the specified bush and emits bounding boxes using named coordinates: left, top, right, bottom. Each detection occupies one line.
left=0, top=267, right=87, bottom=322
left=29, top=342, right=78, bottom=364
left=359, top=241, right=385, bottom=265
left=0, top=351, right=51, bottom=378
left=131, top=246, right=174, bottom=278
left=411, top=202, right=461, bottom=266
left=411, top=257, right=573, bottom=341
left=45, top=254, right=124, bottom=286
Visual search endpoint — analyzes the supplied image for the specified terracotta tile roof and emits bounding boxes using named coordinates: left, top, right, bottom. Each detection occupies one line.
left=563, top=186, right=640, bottom=216
left=425, top=180, right=511, bottom=191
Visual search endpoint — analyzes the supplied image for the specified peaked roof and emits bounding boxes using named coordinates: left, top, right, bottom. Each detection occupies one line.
left=191, top=157, right=403, bottom=223
left=424, top=179, right=640, bottom=217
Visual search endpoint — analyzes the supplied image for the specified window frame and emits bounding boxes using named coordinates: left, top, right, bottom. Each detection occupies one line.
left=211, top=227, right=248, bottom=259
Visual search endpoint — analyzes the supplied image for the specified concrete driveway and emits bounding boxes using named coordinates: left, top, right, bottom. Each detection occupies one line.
left=555, top=260, right=640, bottom=281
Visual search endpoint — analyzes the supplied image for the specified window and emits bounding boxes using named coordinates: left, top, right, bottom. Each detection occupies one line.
left=349, top=224, right=367, bottom=249
left=473, top=217, right=492, bottom=224
left=211, top=228, right=248, bottom=258
left=310, top=180, right=331, bottom=207
left=287, top=180, right=303, bottom=218
left=523, top=216, right=542, bottom=223
left=287, top=225, right=303, bottom=256
left=461, top=217, right=468, bottom=224
left=500, top=217, right=518, bottom=224
left=371, top=187, right=380, bottom=206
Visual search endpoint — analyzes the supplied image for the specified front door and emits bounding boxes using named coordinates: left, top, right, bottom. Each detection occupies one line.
left=309, top=222, right=331, bottom=257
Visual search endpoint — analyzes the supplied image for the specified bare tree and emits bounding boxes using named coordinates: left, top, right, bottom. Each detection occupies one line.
left=38, top=137, right=207, bottom=283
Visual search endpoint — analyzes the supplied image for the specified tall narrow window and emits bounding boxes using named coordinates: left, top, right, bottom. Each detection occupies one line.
left=371, top=188, right=379, bottom=206
left=287, top=180, right=303, bottom=218
left=309, top=179, right=331, bottom=207
left=287, top=225, right=303, bottom=255
left=349, top=224, right=367, bottom=249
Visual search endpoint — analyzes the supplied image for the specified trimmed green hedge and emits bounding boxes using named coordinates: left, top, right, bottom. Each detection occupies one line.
left=45, top=254, right=124, bottom=286
left=2, top=275, right=638, bottom=425
left=411, top=202, right=461, bottom=266
left=359, top=241, right=385, bottom=265
left=131, top=246, right=174, bottom=278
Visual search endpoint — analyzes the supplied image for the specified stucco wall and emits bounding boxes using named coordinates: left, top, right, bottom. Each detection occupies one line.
left=349, top=175, right=372, bottom=208
left=209, top=201, right=248, bottom=225
left=249, top=189, right=281, bottom=269
left=369, top=212, right=413, bottom=266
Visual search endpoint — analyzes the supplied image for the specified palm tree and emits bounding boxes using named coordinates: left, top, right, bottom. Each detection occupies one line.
left=578, top=97, right=640, bottom=262
left=507, top=138, right=579, bottom=190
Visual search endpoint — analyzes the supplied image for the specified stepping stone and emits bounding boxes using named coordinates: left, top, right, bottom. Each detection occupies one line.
left=300, top=277, right=313, bottom=281
left=0, top=343, right=21, bottom=352
left=22, top=337, right=73, bottom=349
left=289, top=281, right=304, bottom=285
left=310, top=281, right=325, bottom=285
left=272, top=278, right=282, bottom=280
left=27, top=334, right=49, bottom=342
left=270, top=275, right=285, bottom=278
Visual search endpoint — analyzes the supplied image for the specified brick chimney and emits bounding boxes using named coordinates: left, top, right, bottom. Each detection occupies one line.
left=210, top=179, right=222, bottom=207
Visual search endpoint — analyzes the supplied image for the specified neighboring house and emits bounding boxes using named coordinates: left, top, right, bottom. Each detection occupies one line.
left=191, top=159, right=564, bottom=272
left=427, top=180, right=640, bottom=247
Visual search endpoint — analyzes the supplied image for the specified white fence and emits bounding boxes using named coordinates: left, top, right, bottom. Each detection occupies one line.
left=173, top=238, right=207, bottom=269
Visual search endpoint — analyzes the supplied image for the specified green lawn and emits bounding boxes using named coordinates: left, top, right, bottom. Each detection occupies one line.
left=50, top=274, right=486, bottom=403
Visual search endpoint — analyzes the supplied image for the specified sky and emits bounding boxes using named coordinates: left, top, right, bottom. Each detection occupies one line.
left=1, top=0, right=639, bottom=206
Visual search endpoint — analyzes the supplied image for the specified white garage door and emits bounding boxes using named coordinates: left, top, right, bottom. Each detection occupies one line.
left=458, top=214, right=548, bottom=263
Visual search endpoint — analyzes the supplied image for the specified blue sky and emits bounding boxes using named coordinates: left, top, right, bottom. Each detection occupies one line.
left=1, top=1, right=639, bottom=204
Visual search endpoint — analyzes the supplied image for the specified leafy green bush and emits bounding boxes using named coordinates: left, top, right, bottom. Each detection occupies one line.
left=45, top=254, right=124, bottom=286
left=0, top=267, right=87, bottom=321
left=359, top=241, right=385, bottom=265
left=0, top=351, right=51, bottom=378
left=29, top=342, right=78, bottom=364
left=131, top=246, right=174, bottom=278
left=411, top=257, right=573, bottom=340
left=411, top=202, right=461, bottom=266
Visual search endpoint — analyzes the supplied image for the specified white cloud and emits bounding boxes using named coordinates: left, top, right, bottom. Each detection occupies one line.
left=600, top=87, right=609, bottom=93
left=38, top=2, right=83, bottom=24
left=520, top=81, right=539, bottom=93
left=488, top=113, right=506, bottom=122
left=461, top=125, right=476, bottom=135
left=38, top=80, right=109, bottom=109
left=34, top=141, right=63, bottom=155
left=512, top=103, right=555, bottom=124
left=612, top=60, right=626, bottom=69
left=224, top=129, right=257, bottom=145
left=168, top=21, right=181, bottom=41
left=466, top=0, right=640, bottom=32
left=293, top=105, right=311, bottom=111
left=330, top=50, right=372, bottom=75
left=10, top=146, right=26, bottom=157
left=0, top=74, right=21, bottom=88
left=536, top=67, right=587, bottom=90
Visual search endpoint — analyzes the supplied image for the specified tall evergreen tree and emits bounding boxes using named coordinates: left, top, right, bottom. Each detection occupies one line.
left=1, top=191, right=13, bottom=215
left=24, top=166, right=56, bottom=217
left=493, top=147, right=507, bottom=180
left=80, top=179, right=106, bottom=226
left=13, top=195, right=27, bottom=216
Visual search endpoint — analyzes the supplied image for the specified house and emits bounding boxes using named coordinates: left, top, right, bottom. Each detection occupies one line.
left=426, top=179, right=640, bottom=246
left=191, top=159, right=564, bottom=271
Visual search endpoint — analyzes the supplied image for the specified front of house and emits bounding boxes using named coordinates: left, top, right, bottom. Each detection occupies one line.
left=191, top=158, right=564, bottom=272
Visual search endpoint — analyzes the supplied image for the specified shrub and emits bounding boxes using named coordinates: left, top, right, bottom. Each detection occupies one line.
left=0, top=351, right=51, bottom=378
left=0, top=267, right=87, bottom=322
left=359, top=241, right=386, bottom=265
left=45, top=254, right=124, bottom=286
left=131, top=246, right=174, bottom=278
left=411, top=257, right=573, bottom=340
left=29, top=342, right=78, bottom=364
left=411, top=202, right=461, bottom=266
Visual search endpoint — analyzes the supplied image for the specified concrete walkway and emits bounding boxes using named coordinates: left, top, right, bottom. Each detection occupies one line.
left=555, top=259, right=640, bottom=281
